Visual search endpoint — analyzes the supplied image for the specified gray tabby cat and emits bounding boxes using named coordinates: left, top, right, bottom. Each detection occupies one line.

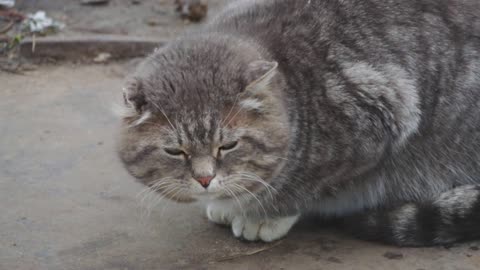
left=117, top=0, right=480, bottom=246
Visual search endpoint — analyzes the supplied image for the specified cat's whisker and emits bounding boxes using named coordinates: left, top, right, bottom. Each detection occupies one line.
left=136, top=186, right=154, bottom=200
left=243, top=172, right=278, bottom=192
left=228, top=183, right=255, bottom=214
left=140, top=177, right=172, bottom=191
left=133, top=120, right=175, bottom=135
left=231, top=183, right=268, bottom=219
left=243, top=178, right=273, bottom=203
left=139, top=187, right=158, bottom=208
left=226, top=174, right=268, bottom=216
left=138, top=183, right=162, bottom=201
left=146, top=184, right=182, bottom=217
left=136, top=179, right=164, bottom=199
left=224, top=105, right=247, bottom=128
left=234, top=172, right=278, bottom=200
left=226, top=173, right=275, bottom=202
left=138, top=180, right=178, bottom=220
left=149, top=184, right=174, bottom=208
left=222, top=185, right=246, bottom=218
left=151, top=181, right=184, bottom=202
left=246, top=175, right=282, bottom=213
left=149, top=179, right=176, bottom=191
left=231, top=183, right=266, bottom=219
left=151, top=103, right=178, bottom=133
left=221, top=93, right=242, bottom=128
left=139, top=180, right=175, bottom=206
left=159, top=186, right=186, bottom=218
left=142, top=184, right=178, bottom=218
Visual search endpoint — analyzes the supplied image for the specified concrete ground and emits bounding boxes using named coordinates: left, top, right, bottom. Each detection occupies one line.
left=1, top=64, right=480, bottom=270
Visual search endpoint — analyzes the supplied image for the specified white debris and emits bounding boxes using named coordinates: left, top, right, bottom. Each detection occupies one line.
left=0, top=0, right=15, bottom=8
left=93, top=52, right=112, bottom=63
left=25, top=11, right=65, bottom=34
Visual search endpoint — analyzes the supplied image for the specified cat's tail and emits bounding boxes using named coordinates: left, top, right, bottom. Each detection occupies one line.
left=343, top=185, right=480, bottom=246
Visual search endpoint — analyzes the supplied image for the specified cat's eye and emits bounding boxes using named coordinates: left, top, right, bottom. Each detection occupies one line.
left=164, top=148, right=186, bottom=156
left=219, top=141, right=239, bottom=151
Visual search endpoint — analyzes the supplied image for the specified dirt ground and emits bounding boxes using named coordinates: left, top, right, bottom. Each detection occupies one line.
left=1, top=1, right=480, bottom=270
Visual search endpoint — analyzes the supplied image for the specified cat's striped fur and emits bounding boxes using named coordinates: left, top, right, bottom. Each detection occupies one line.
left=118, top=0, right=480, bottom=246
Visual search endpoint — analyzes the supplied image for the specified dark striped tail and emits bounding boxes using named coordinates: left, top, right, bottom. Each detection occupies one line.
left=343, top=185, right=480, bottom=246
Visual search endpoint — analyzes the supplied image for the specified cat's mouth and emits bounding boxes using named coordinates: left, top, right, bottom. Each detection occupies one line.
left=154, top=184, right=226, bottom=203
left=150, top=177, right=266, bottom=203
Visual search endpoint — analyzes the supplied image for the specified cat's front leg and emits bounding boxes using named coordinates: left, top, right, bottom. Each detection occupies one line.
left=206, top=201, right=299, bottom=242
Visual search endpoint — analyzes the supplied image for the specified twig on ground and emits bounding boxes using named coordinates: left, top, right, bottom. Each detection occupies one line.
left=215, top=241, right=284, bottom=262
left=31, top=34, right=35, bottom=52
left=0, top=20, right=14, bottom=34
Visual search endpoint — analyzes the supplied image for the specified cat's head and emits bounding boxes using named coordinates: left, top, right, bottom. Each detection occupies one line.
left=117, top=36, right=290, bottom=203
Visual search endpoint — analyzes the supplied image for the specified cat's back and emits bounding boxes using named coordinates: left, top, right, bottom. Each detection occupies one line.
left=206, top=0, right=480, bottom=73
left=208, top=0, right=480, bottom=195
left=208, top=0, right=480, bottom=47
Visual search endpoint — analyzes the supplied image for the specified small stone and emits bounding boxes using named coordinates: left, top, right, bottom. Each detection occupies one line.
left=469, top=246, right=479, bottom=251
left=443, top=243, right=455, bottom=250
left=383, top=251, right=404, bottom=260
left=146, top=18, right=162, bottom=26
left=175, top=0, right=208, bottom=22
left=81, top=0, right=110, bottom=5
left=327, top=257, right=342, bottom=263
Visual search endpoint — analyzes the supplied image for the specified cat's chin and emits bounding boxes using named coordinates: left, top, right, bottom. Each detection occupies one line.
left=166, top=195, right=197, bottom=204
left=190, top=191, right=232, bottom=203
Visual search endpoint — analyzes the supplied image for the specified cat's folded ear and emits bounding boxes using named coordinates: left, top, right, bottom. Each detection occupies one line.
left=237, top=60, right=278, bottom=113
left=123, top=77, right=147, bottom=115
left=245, top=60, right=278, bottom=92
left=116, top=77, right=153, bottom=126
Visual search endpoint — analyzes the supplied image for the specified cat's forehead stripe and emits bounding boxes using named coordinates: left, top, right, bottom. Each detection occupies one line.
left=182, top=122, right=194, bottom=142
left=208, top=114, right=217, bottom=141
left=177, top=115, right=218, bottom=145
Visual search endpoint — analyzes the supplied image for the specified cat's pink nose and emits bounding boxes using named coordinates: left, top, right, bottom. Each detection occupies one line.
left=195, top=175, right=215, bottom=188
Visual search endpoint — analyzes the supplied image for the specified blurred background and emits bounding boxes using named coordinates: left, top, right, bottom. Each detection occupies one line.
left=0, top=0, right=225, bottom=70
left=1, top=1, right=479, bottom=270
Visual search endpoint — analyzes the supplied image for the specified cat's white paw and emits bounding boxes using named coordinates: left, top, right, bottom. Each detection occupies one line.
left=206, top=202, right=237, bottom=225
left=232, top=215, right=299, bottom=242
